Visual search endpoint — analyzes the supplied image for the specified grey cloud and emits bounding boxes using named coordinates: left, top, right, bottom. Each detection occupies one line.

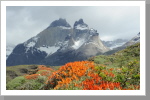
left=6, top=6, right=140, bottom=45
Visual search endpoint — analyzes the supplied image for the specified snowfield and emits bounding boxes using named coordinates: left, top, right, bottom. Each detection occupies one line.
left=37, top=46, right=60, bottom=55
left=72, top=39, right=85, bottom=49
left=75, top=24, right=89, bottom=30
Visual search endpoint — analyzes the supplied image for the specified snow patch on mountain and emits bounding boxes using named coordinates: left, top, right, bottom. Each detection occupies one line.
left=60, top=41, right=69, bottom=50
left=26, top=42, right=36, bottom=48
left=72, top=39, right=85, bottom=49
left=32, top=36, right=39, bottom=42
left=89, top=28, right=96, bottom=33
left=75, top=24, right=89, bottom=30
left=25, top=42, right=36, bottom=53
left=59, top=26, right=72, bottom=29
left=102, top=39, right=128, bottom=50
left=37, top=46, right=60, bottom=55
left=109, top=42, right=127, bottom=49
left=24, top=36, right=40, bottom=53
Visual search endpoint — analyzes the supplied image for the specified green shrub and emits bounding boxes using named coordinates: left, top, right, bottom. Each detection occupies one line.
left=6, top=76, right=26, bottom=90
left=6, top=75, right=48, bottom=90
left=16, top=80, right=43, bottom=90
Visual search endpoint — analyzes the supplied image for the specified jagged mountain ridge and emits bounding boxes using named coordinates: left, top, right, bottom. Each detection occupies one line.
left=123, top=32, right=140, bottom=47
left=104, top=32, right=140, bottom=55
left=102, top=39, right=128, bottom=50
left=7, top=18, right=109, bottom=66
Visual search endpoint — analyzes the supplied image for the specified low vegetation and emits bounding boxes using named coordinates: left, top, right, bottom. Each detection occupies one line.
left=6, top=43, right=140, bottom=90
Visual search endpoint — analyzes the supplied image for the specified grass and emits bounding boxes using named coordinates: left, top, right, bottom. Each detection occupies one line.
left=88, top=43, right=140, bottom=68
left=6, top=75, right=47, bottom=90
left=6, top=65, right=38, bottom=83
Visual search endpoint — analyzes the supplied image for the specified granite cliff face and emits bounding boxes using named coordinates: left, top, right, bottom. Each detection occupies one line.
left=7, top=18, right=109, bottom=66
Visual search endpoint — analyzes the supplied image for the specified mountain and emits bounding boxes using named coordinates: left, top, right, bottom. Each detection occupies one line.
left=102, top=39, right=128, bottom=49
left=122, top=32, right=140, bottom=47
left=6, top=43, right=15, bottom=59
left=7, top=18, right=109, bottom=66
left=104, top=32, right=140, bottom=55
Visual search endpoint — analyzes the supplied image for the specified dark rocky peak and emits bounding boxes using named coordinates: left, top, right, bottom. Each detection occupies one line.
left=49, top=18, right=71, bottom=27
left=89, top=28, right=98, bottom=35
left=73, top=19, right=88, bottom=29
left=74, top=19, right=84, bottom=26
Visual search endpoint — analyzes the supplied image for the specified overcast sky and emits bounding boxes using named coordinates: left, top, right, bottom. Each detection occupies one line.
left=6, top=6, right=140, bottom=45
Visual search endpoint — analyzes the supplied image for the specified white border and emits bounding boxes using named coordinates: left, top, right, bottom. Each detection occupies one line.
left=1, top=1, right=145, bottom=96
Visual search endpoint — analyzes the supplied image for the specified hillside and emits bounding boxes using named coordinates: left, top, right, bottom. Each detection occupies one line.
left=89, top=42, right=140, bottom=67
left=6, top=43, right=140, bottom=90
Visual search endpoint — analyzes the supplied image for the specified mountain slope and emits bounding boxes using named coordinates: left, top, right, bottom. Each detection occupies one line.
left=40, top=19, right=109, bottom=66
left=6, top=43, right=15, bottom=59
left=123, top=32, right=140, bottom=47
left=102, top=39, right=128, bottom=49
left=88, top=42, right=140, bottom=68
left=103, top=32, right=140, bottom=55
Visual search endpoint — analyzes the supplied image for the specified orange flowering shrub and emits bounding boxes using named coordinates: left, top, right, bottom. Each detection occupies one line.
left=38, top=65, right=54, bottom=72
left=34, top=65, right=54, bottom=77
left=25, top=74, right=40, bottom=80
left=25, top=65, right=54, bottom=80
left=23, top=61, right=139, bottom=90
left=94, top=61, right=140, bottom=90
left=82, top=77, right=122, bottom=90
left=44, top=61, right=95, bottom=89
left=44, top=61, right=123, bottom=90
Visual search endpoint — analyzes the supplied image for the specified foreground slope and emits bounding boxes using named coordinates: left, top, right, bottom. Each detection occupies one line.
left=89, top=42, right=140, bottom=68
left=6, top=43, right=140, bottom=90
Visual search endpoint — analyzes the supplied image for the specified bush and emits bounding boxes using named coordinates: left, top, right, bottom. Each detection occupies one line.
left=6, top=74, right=48, bottom=90
left=16, top=79, right=43, bottom=90
left=6, top=76, right=26, bottom=90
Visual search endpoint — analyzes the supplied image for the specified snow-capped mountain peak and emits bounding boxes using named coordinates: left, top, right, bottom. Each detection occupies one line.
left=7, top=18, right=109, bottom=66
left=74, top=19, right=89, bottom=30
left=49, top=18, right=71, bottom=28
